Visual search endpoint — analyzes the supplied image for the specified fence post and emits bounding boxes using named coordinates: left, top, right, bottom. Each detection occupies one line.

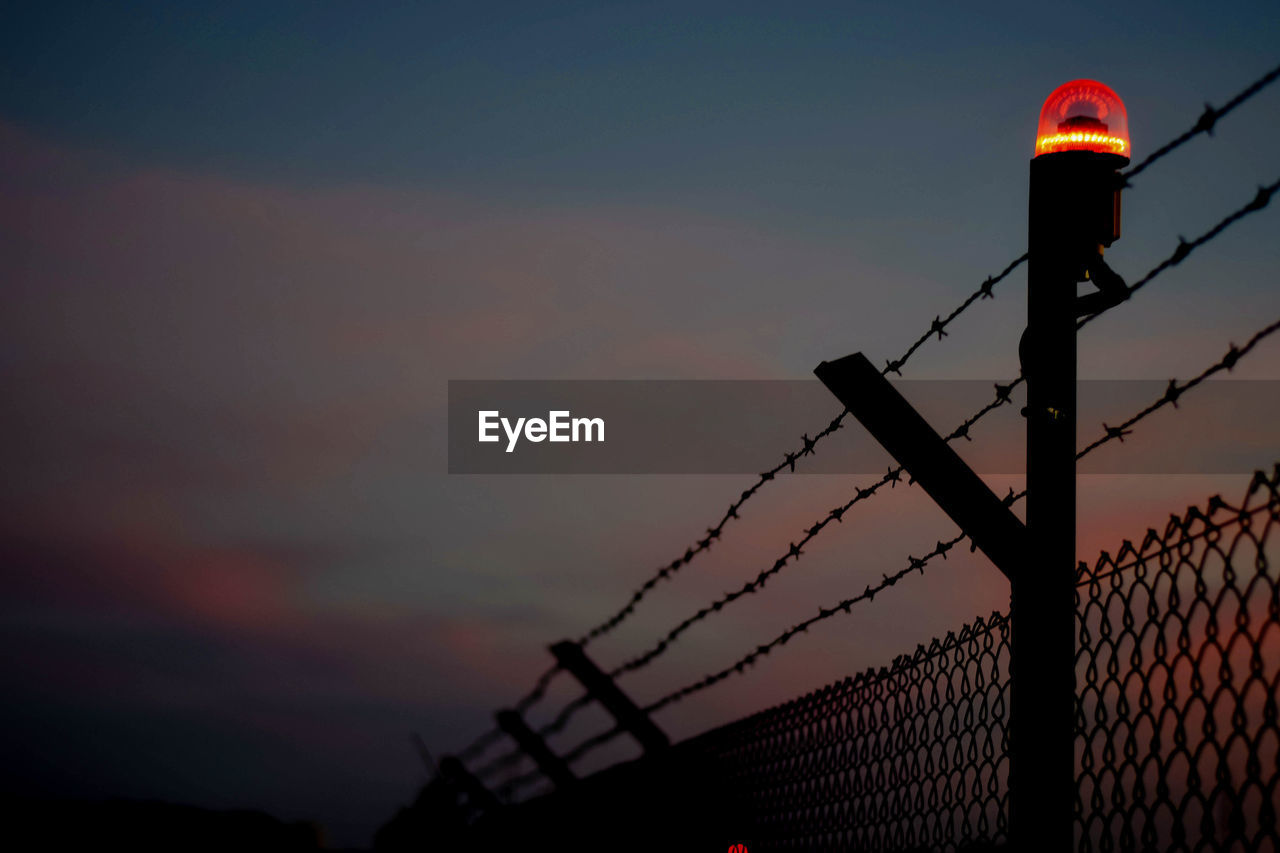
left=550, top=640, right=669, bottom=754
left=1017, top=144, right=1125, bottom=849
left=814, top=352, right=1026, bottom=581
left=495, top=709, right=577, bottom=789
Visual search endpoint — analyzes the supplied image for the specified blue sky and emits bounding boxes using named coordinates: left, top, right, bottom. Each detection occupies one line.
left=1, top=2, right=1278, bottom=846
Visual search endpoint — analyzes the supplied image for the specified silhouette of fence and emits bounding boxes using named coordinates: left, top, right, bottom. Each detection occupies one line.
left=679, top=466, right=1280, bottom=851
left=681, top=612, right=1011, bottom=850
left=1075, top=469, right=1280, bottom=851
left=461, top=467, right=1277, bottom=852
left=410, top=61, right=1280, bottom=853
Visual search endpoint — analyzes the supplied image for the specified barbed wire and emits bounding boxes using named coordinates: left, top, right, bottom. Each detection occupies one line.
left=498, top=460, right=1280, bottom=800
left=449, top=64, right=1280, bottom=773
left=533, top=174, right=1280, bottom=731
left=476, top=694, right=599, bottom=781
left=571, top=61, right=1280, bottom=656
left=467, top=172, right=1280, bottom=767
left=463, top=268, right=1029, bottom=772
left=1079, top=178, right=1278, bottom=330
left=1121, top=61, right=1280, bottom=185
left=455, top=662, right=562, bottom=764
left=575, top=255, right=1028, bottom=649
left=594, top=181, right=1280, bottom=760
left=1077, top=316, right=1280, bottom=459
left=502, top=461, right=1280, bottom=803
left=634, top=310, right=1280, bottom=720
left=461, top=258, right=1029, bottom=768
left=507, top=377, right=1025, bottom=771
left=604, top=377, right=1024, bottom=680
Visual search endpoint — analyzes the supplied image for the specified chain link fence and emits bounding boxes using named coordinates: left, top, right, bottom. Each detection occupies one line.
left=1075, top=468, right=1280, bottom=851
left=686, top=613, right=1010, bottom=851
left=564, top=465, right=1279, bottom=851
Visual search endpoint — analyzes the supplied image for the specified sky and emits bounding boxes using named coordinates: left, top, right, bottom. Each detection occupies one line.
left=1, top=1, right=1279, bottom=846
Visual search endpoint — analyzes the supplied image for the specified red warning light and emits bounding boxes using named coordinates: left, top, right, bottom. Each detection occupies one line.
left=1034, top=79, right=1130, bottom=162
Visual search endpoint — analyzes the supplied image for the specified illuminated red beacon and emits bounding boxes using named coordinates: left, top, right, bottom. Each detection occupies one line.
left=1034, top=79, right=1130, bottom=163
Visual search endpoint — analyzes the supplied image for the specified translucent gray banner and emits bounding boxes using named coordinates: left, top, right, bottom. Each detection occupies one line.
left=447, top=380, right=1278, bottom=474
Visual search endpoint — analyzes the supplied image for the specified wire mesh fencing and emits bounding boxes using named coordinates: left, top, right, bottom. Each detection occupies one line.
left=1075, top=467, right=1280, bottom=852
left=496, top=466, right=1279, bottom=852
left=683, top=612, right=1011, bottom=851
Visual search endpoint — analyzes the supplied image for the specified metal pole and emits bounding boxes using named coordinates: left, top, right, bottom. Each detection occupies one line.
left=495, top=709, right=577, bottom=789
left=550, top=640, right=669, bottom=754
left=1016, top=149, right=1123, bottom=849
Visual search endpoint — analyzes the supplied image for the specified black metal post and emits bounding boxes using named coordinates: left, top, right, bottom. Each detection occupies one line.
left=815, top=351, right=1027, bottom=581
left=550, top=640, right=669, bottom=754
left=495, top=709, right=577, bottom=789
left=1015, top=149, right=1124, bottom=849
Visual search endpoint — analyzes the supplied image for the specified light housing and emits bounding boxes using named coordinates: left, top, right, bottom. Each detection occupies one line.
left=1034, top=79, right=1130, bottom=162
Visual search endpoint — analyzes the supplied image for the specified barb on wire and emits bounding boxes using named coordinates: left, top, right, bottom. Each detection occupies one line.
left=634, top=311, right=1280, bottom=722
left=1122, top=61, right=1280, bottom=185
left=1080, top=178, right=1278, bottom=330
left=576, top=256, right=1028, bottom=648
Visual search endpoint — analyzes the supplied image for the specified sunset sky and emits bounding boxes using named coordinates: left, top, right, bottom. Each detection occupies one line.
left=2, top=2, right=1279, bottom=845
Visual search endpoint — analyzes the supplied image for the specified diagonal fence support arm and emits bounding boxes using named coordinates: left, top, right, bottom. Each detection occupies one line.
left=495, top=709, right=577, bottom=789
left=550, top=640, right=669, bottom=754
left=814, top=352, right=1027, bottom=581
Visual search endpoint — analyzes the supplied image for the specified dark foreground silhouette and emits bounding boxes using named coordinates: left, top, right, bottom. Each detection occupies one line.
left=5, top=797, right=323, bottom=851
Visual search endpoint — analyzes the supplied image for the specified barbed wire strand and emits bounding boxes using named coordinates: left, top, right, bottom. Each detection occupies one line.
left=1079, top=178, right=1277, bottom=331
left=1121, top=61, right=1280, bottom=185
left=455, top=662, right=563, bottom=763
left=1077, top=317, right=1280, bottom=459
